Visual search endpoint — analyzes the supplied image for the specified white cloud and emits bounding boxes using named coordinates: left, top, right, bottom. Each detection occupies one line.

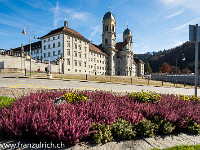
left=165, top=9, right=184, bottom=19
left=165, top=17, right=200, bottom=34
left=158, top=0, right=200, bottom=12
left=175, top=41, right=184, bottom=46
left=52, top=2, right=92, bottom=28
left=89, top=23, right=101, bottom=40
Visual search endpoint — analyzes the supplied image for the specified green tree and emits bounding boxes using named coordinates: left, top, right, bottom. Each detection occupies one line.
left=144, top=62, right=153, bottom=74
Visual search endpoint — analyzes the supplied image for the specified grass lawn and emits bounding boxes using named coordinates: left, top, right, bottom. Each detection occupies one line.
left=152, top=145, right=200, bottom=150
left=34, top=73, right=189, bottom=88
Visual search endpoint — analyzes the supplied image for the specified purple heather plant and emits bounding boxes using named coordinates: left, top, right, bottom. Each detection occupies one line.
left=0, top=90, right=199, bottom=145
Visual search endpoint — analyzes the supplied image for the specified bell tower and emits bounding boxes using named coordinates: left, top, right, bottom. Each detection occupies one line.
left=102, top=11, right=116, bottom=49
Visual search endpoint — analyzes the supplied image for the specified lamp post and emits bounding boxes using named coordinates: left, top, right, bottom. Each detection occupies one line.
left=22, top=25, right=36, bottom=76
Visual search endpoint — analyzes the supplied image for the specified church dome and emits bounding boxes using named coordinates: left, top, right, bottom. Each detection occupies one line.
left=123, top=28, right=132, bottom=35
left=103, top=11, right=115, bottom=20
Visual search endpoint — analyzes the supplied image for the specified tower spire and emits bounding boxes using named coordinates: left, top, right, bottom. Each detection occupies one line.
left=109, top=3, right=110, bottom=11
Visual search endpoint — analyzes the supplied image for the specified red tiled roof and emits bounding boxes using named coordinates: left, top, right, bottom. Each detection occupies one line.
left=116, top=41, right=127, bottom=51
left=40, top=26, right=90, bottom=42
left=134, top=58, right=144, bottom=64
left=89, top=43, right=107, bottom=55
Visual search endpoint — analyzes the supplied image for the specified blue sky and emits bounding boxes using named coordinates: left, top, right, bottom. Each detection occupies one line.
left=1, top=0, right=200, bottom=54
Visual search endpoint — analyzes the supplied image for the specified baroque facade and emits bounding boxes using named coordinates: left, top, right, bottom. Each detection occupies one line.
left=13, top=11, right=144, bottom=76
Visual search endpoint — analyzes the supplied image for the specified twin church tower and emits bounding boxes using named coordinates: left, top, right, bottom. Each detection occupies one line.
left=101, top=11, right=137, bottom=76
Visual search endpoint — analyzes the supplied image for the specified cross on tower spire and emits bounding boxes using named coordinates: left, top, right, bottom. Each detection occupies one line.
left=127, top=22, right=128, bottom=28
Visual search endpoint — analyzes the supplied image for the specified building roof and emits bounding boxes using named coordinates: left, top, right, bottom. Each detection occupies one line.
left=40, top=26, right=90, bottom=42
left=115, top=41, right=127, bottom=51
left=13, top=41, right=41, bottom=52
left=123, top=28, right=132, bottom=35
left=89, top=43, right=107, bottom=55
left=103, top=11, right=115, bottom=20
left=134, top=58, right=144, bottom=64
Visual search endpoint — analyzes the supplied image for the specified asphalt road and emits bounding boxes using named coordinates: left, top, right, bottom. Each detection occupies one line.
left=0, top=77, right=199, bottom=96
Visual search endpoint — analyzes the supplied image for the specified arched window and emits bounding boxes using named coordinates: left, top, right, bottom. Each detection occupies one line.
left=106, top=25, right=108, bottom=31
left=105, top=39, right=108, bottom=45
left=112, top=26, right=114, bottom=31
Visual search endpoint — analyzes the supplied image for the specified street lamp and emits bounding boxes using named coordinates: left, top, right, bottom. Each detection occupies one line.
left=22, top=25, right=36, bottom=76
left=175, top=53, right=185, bottom=76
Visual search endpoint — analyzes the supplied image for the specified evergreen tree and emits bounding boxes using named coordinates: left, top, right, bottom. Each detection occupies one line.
left=144, top=62, right=153, bottom=74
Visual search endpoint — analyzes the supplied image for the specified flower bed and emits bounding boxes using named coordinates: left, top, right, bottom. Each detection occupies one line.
left=0, top=90, right=199, bottom=145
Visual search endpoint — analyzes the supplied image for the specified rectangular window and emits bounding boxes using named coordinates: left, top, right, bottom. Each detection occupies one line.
left=79, top=61, right=81, bottom=66
left=53, top=43, right=55, bottom=48
left=58, top=42, right=60, bottom=47
left=48, top=52, right=50, bottom=57
left=79, top=53, right=81, bottom=58
left=37, top=56, right=39, bottom=60
left=53, top=37, right=55, bottom=40
left=37, top=50, right=39, bottom=54
left=74, top=60, right=77, bottom=66
left=84, top=62, right=87, bottom=67
left=67, top=50, right=70, bottom=55
left=31, top=51, right=33, bottom=55
left=44, top=45, right=46, bottom=50
left=79, top=70, right=81, bottom=72
left=67, top=43, right=70, bottom=47
left=53, top=51, right=55, bottom=56
left=44, top=40, right=46, bottom=43
left=48, top=38, right=50, bottom=42
left=67, top=59, right=70, bottom=65
left=85, top=47, right=87, bottom=52
left=75, top=69, right=77, bottom=72
left=44, top=53, right=46, bottom=58
left=79, top=46, right=81, bottom=50
left=48, top=44, right=50, bottom=49
left=75, top=45, right=77, bottom=49
left=58, top=35, right=60, bottom=39
left=74, top=52, right=77, bottom=57
left=85, top=54, right=87, bottom=59
left=58, top=50, right=61, bottom=55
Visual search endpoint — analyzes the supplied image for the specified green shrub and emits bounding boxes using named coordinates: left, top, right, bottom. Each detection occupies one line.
left=0, top=96, right=16, bottom=109
left=90, top=123, right=113, bottom=144
left=135, top=119, right=156, bottom=137
left=153, top=116, right=175, bottom=134
left=185, top=117, right=200, bottom=134
left=129, top=91, right=161, bottom=103
left=111, top=118, right=136, bottom=140
left=62, top=91, right=87, bottom=103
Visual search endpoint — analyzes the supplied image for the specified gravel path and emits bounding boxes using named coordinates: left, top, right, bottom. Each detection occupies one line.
left=0, top=133, right=199, bottom=150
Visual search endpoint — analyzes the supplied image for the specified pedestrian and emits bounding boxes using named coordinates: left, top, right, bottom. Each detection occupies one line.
left=25, top=68, right=26, bottom=76
left=38, top=68, right=41, bottom=73
left=45, top=67, right=47, bottom=74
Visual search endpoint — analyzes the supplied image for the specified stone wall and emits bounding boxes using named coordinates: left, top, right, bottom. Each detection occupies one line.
left=0, top=54, right=60, bottom=73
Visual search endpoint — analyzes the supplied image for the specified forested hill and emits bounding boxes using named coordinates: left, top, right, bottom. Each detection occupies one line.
left=135, top=41, right=200, bottom=73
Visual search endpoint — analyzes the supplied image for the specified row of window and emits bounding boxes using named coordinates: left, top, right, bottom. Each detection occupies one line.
left=43, top=42, right=60, bottom=50
left=90, top=52, right=105, bottom=58
left=89, top=58, right=105, bottom=64
left=43, top=50, right=61, bottom=57
left=43, top=35, right=60, bottom=43
left=89, top=65, right=105, bottom=70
